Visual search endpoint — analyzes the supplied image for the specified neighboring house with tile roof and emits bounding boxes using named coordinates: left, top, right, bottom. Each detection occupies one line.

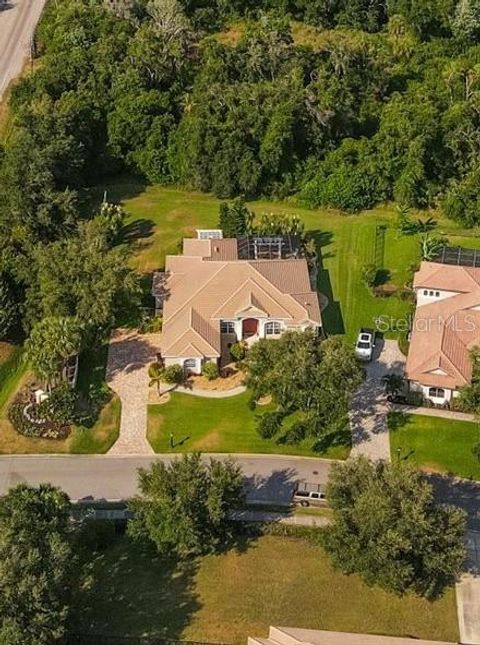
left=405, top=260, right=480, bottom=405
left=152, top=235, right=322, bottom=375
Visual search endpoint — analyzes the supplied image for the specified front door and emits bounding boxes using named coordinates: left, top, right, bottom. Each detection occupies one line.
left=242, top=318, right=258, bottom=338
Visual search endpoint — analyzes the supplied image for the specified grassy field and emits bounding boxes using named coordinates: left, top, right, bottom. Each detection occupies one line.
left=147, top=391, right=349, bottom=459
left=96, top=179, right=480, bottom=343
left=0, top=342, right=120, bottom=454
left=72, top=534, right=458, bottom=643
left=389, top=412, right=480, bottom=480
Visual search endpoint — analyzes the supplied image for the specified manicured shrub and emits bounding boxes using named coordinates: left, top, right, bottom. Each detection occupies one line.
left=202, top=362, right=219, bottom=381
left=277, top=418, right=308, bottom=445
left=39, top=383, right=78, bottom=425
left=230, top=341, right=247, bottom=363
left=163, top=364, right=184, bottom=384
left=257, top=410, right=285, bottom=439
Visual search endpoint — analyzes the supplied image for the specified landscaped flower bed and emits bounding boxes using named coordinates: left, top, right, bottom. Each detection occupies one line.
left=8, top=389, right=70, bottom=440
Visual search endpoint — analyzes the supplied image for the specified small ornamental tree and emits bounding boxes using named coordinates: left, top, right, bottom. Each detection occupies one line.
left=219, top=198, right=252, bottom=237
left=128, top=453, right=245, bottom=557
left=322, top=457, right=466, bottom=599
left=0, top=484, right=73, bottom=644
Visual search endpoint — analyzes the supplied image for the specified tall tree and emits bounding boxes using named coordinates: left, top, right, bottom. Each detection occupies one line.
left=0, top=484, right=73, bottom=644
left=25, top=316, right=82, bottom=389
left=128, top=453, right=245, bottom=557
left=323, top=457, right=466, bottom=598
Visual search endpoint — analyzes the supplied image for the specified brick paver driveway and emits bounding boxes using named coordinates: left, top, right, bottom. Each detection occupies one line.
left=106, top=329, right=160, bottom=455
left=350, top=339, right=405, bottom=461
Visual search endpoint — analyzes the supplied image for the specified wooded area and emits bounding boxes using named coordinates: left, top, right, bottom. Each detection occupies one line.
left=1, top=0, right=480, bottom=338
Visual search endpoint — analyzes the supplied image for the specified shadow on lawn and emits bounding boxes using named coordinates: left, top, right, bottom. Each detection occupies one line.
left=74, top=538, right=202, bottom=639
left=311, top=230, right=345, bottom=336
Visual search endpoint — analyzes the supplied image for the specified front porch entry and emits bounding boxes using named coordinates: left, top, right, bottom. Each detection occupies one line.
left=242, top=318, right=258, bottom=339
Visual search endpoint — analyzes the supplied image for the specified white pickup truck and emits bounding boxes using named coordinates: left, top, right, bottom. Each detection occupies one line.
left=355, top=328, right=376, bottom=362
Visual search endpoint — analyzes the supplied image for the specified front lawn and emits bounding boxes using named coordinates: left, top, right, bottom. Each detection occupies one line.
left=0, top=342, right=120, bottom=454
left=389, top=412, right=480, bottom=480
left=72, top=534, right=458, bottom=643
left=94, top=180, right=480, bottom=342
left=147, top=391, right=349, bottom=459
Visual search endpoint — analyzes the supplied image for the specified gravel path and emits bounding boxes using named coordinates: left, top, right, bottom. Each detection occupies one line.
left=106, top=330, right=159, bottom=455
left=350, top=339, right=405, bottom=462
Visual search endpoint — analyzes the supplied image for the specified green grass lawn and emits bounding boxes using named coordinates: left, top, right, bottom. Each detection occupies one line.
left=147, top=391, right=349, bottom=459
left=72, top=534, right=458, bottom=644
left=0, top=341, right=120, bottom=454
left=94, top=179, right=480, bottom=343
left=389, top=412, right=480, bottom=480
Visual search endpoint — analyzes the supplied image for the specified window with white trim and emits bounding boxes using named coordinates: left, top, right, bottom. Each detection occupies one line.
left=428, top=387, right=445, bottom=399
left=220, top=321, right=235, bottom=334
left=265, top=321, right=282, bottom=336
left=435, top=291, right=440, bottom=297
left=423, top=290, right=428, bottom=295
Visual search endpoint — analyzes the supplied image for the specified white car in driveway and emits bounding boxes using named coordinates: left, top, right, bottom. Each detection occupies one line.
left=355, top=328, right=376, bottom=361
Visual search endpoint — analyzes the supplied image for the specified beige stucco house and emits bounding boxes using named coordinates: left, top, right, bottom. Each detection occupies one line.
left=152, top=234, right=322, bottom=375
left=406, top=259, right=480, bottom=405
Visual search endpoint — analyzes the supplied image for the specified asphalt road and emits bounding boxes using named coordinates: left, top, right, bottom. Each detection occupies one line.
left=0, top=454, right=479, bottom=531
left=0, top=454, right=333, bottom=504
left=0, top=0, right=46, bottom=99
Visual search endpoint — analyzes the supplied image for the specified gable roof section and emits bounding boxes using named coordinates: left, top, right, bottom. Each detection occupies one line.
left=159, top=241, right=322, bottom=358
left=406, top=263, right=480, bottom=389
left=413, top=262, right=480, bottom=293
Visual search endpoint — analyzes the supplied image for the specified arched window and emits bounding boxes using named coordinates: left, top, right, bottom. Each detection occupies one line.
left=265, top=321, right=282, bottom=336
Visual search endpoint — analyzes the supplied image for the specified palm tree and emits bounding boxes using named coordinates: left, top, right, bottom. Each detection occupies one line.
left=25, top=317, right=82, bottom=391
left=148, top=362, right=164, bottom=394
left=420, top=233, right=445, bottom=261
left=382, top=373, right=404, bottom=397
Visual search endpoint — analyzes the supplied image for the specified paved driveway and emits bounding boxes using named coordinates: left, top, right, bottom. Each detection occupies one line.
left=106, top=330, right=159, bottom=455
left=350, top=339, right=405, bottom=461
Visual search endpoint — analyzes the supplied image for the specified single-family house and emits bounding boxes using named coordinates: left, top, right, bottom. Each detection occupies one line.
left=406, top=253, right=480, bottom=405
left=152, top=232, right=322, bottom=375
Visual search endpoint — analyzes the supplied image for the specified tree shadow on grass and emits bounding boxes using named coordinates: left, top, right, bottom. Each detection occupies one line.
left=310, top=230, right=345, bottom=336
left=81, top=174, right=149, bottom=215
left=73, top=537, right=202, bottom=639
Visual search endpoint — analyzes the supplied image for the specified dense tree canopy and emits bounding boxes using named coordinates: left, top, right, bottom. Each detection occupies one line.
left=244, top=331, right=363, bottom=446
left=2, top=0, right=480, bottom=335
left=323, top=457, right=466, bottom=599
left=0, top=484, right=73, bottom=644
left=128, top=453, right=245, bottom=557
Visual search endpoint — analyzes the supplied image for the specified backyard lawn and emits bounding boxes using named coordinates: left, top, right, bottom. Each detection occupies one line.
left=72, top=533, right=459, bottom=643
left=389, top=412, right=480, bottom=480
left=147, top=391, right=349, bottom=459
left=0, top=342, right=120, bottom=454
left=96, top=179, right=480, bottom=343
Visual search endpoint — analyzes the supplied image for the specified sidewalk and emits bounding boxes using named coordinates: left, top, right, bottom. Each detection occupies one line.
left=394, top=404, right=477, bottom=423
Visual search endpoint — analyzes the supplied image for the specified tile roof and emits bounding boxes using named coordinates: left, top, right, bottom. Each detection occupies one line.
left=406, top=261, right=480, bottom=389
left=157, top=239, right=322, bottom=358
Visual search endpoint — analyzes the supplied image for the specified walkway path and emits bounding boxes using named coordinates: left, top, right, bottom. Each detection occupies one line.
left=456, top=531, right=480, bottom=645
left=394, top=404, right=477, bottom=423
left=163, top=384, right=246, bottom=398
left=106, top=330, right=159, bottom=455
left=350, top=339, right=405, bottom=461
